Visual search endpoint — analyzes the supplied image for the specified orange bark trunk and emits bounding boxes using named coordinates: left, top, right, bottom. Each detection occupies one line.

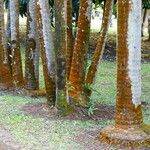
left=68, top=0, right=92, bottom=104
left=85, top=0, right=113, bottom=93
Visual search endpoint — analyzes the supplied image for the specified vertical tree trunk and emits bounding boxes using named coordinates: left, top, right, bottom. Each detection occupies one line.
left=25, top=0, right=39, bottom=90
left=6, top=0, right=12, bottom=74
left=0, top=0, right=12, bottom=89
left=10, top=0, right=24, bottom=87
left=85, top=0, right=113, bottom=96
left=54, top=0, right=72, bottom=115
left=66, top=0, right=74, bottom=79
left=36, top=0, right=56, bottom=106
left=98, top=0, right=148, bottom=148
left=68, top=0, right=92, bottom=105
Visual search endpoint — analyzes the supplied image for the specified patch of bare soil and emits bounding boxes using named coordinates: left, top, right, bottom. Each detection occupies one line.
left=21, top=102, right=115, bottom=122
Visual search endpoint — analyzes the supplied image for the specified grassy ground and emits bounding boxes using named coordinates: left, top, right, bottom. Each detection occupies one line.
left=0, top=14, right=149, bottom=150
left=0, top=60, right=149, bottom=150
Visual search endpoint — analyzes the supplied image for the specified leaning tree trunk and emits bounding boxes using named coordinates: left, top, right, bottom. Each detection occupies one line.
left=25, top=0, right=39, bottom=90
left=98, top=0, right=149, bottom=148
left=141, top=9, right=147, bottom=37
left=0, top=0, right=12, bottom=89
left=36, top=0, right=56, bottom=106
left=54, top=0, right=73, bottom=115
left=85, top=0, right=113, bottom=96
left=10, top=0, right=24, bottom=87
left=68, top=0, right=92, bottom=105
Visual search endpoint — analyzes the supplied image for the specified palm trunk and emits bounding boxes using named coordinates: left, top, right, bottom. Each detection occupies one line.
left=54, top=0, right=72, bottom=115
left=66, top=0, right=74, bottom=79
left=68, top=0, right=92, bottom=105
left=98, top=0, right=148, bottom=148
left=36, top=0, right=56, bottom=106
left=10, top=0, right=24, bottom=87
left=6, top=0, right=12, bottom=74
left=25, top=0, right=39, bottom=90
left=0, top=0, right=12, bottom=89
left=85, top=0, right=113, bottom=96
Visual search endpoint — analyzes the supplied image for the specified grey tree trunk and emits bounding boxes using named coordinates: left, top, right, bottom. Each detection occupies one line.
left=25, top=0, right=39, bottom=90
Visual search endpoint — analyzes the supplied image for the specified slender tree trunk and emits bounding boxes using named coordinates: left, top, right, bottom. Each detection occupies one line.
left=98, top=0, right=148, bottom=148
left=0, top=0, right=12, bottom=89
left=36, top=0, right=56, bottom=106
left=85, top=0, right=113, bottom=96
left=141, top=9, right=147, bottom=37
left=66, top=0, right=74, bottom=79
left=68, top=0, right=92, bottom=105
left=6, top=0, right=12, bottom=74
left=54, top=0, right=72, bottom=115
left=25, top=0, right=39, bottom=90
left=10, top=0, right=24, bottom=87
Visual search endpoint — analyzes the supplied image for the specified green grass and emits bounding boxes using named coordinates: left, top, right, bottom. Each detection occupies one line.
left=0, top=60, right=149, bottom=149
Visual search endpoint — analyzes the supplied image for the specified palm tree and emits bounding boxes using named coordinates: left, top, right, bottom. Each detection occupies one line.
left=0, top=0, right=12, bottom=89
left=36, top=0, right=56, bottom=106
left=25, top=0, right=39, bottom=90
left=54, top=0, right=73, bottom=115
left=98, top=0, right=149, bottom=148
left=10, top=0, right=24, bottom=87
left=68, top=0, right=92, bottom=105
left=85, top=0, right=113, bottom=96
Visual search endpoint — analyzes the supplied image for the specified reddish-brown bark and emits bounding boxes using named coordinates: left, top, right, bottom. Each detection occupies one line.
left=68, top=0, right=92, bottom=104
left=98, top=0, right=148, bottom=148
left=66, top=0, right=74, bottom=79
left=85, top=0, right=113, bottom=96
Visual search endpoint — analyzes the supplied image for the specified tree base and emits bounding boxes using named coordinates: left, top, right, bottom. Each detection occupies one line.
left=97, top=125, right=150, bottom=148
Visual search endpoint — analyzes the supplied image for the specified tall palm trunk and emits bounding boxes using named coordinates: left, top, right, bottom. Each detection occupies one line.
left=68, top=0, right=92, bottom=105
left=36, top=0, right=56, bottom=106
left=54, top=0, right=72, bottom=115
left=10, top=0, right=24, bottom=87
left=66, top=0, right=74, bottom=79
left=98, top=0, right=148, bottom=148
left=6, top=0, right=12, bottom=74
left=25, top=0, right=39, bottom=90
left=0, top=0, right=12, bottom=89
left=85, top=0, right=113, bottom=96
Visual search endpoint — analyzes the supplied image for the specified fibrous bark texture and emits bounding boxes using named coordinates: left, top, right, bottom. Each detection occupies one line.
left=36, top=0, right=56, bottom=106
left=10, top=0, right=24, bottom=87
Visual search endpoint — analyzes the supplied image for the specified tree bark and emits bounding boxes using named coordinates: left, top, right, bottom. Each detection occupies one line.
left=85, top=0, right=113, bottom=96
left=66, top=0, right=74, bottom=80
left=36, top=0, right=56, bottom=106
left=68, top=0, right=92, bottom=105
left=98, top=0, right=148, bottom=148
left=25, top=0, right=39, bottom=90
left=10, top=0, right=24, bottom=87
left=54, top=0, right=73, bottom=115
left=0, top=0, right=12, bottom=89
